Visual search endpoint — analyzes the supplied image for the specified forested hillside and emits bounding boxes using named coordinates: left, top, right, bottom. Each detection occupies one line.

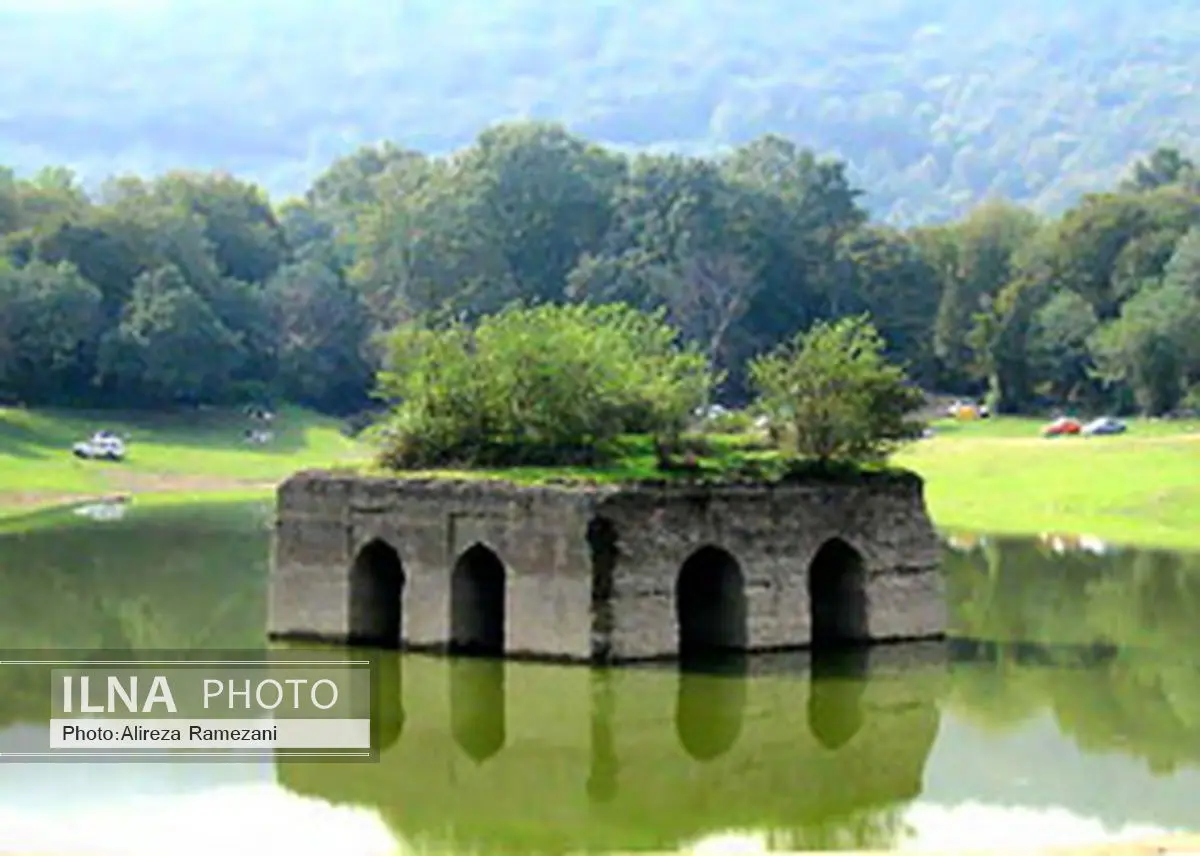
left=2, top=125, right=1199, bottom=421
left=3, top=0, right=1200, bottom=222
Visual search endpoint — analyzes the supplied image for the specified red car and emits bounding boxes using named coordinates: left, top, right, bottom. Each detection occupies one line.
left=1042, top=417, right=1082, bottom=437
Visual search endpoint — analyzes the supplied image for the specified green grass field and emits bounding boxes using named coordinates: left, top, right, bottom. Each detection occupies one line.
left=0, top=405, right=367, bottom=516
left=2, top=408, right=1198, bottom=550
left=895, top=415, right=1200, bottom=551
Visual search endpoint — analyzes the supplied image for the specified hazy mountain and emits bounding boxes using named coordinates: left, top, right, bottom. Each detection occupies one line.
left=2, top=0, right=1199, bottom=222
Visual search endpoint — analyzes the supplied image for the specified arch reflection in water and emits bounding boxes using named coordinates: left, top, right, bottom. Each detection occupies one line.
left=808, top=647, right=870, bottom=751
left=675, top=652, right=749, bottom=761
left=278, top=646, right=944, bottom=854
left=587, top=670, right=618, bottom=804
left=371, top=650, right=405, bottom=753
left=450, top=656, right=507, bottom=764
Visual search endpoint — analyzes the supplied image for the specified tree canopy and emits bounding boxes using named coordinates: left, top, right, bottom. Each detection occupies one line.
left=1, top=125, right=1198, bottom=422
left=373, top=302, right=712, bottom=468
left=750, top=316, right=925, bottom=465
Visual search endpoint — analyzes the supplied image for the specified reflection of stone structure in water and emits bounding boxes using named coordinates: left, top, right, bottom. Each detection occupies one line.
left=373, top=653, right=404, bottom=751
left=808, top=649, right=870, bottom=750
left=675, top=655, right=748, bottom=761
left=585, top=667, right=618, bottom=804
left=451, top=658, right=506, bottom=763
left=270, top=472, right=944, bottom=661
left=277, top=646, right=946, bottom=853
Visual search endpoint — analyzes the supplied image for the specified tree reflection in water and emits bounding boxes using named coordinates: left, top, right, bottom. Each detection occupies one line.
left=943, top=533, right=1200, bottom=773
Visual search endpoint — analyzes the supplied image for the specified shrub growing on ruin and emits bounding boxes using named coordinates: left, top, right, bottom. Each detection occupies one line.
left=373, top=302, right=714, bottom=468
left=749, top=314, right=925, bottom=466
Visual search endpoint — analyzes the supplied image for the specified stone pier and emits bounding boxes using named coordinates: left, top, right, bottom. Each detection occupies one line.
left=268, top=470, right=945, bottom=661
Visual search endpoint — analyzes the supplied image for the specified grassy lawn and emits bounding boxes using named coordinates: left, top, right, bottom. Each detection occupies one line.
left=0, top=405, right=368, bottom=518
left=3, top=407, right=1199, bottom=551
left=895, top=415, right=1200, bottom=551
left=366, top=415, right=1200, bottom=549
left=365, top=433, right=801, bottom=485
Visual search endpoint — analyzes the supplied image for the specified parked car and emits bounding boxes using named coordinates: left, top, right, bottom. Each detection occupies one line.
left=1042, top=417, right=1082, bottom=437
left=1082, top=416, right=1127, bottom=436
left=72, top=432, right=127, bottom=461
left=947, top=400, right=991, bottom=420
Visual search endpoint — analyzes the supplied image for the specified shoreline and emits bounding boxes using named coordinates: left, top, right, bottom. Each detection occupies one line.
left=0, top=480, right=277, bottom=509
left=1, top=478, right=1195, bottom=553
left=0, top=484, right=275, bottom=532
left=2, top=409, right=1198, bottom=550
left=653, top=838, right=1200, bottom=855
left=4, top=836, right=1200, bottom=855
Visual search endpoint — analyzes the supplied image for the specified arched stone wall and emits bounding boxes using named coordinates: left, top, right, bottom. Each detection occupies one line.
left=270, top=473, right=944, bottom=660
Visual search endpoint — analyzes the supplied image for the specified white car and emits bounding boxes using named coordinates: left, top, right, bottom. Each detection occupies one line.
left=72, top=433, right=127, bottom=461
left=1082, top=416, right=1127, bottom=436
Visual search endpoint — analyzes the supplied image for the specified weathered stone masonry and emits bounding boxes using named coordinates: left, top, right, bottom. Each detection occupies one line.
left=268, top=470, right=945, bottom=662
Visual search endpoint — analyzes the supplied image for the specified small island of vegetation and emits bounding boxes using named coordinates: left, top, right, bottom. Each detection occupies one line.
left=362, top=302, right=925, bottom=487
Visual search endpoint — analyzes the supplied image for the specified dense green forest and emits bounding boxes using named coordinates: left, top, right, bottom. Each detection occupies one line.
left=3, top=0, right=1200, bottom=223
left=1, top=124, right=1198, bottom=418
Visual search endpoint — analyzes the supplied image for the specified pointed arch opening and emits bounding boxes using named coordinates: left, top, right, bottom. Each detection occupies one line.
left=675, top=545, right=748, bottom=659
left=808, top=537, right=868, bottom=650
left=450, top=543, right=506, bottom=656
left=348, top=538, right=405, bottom=648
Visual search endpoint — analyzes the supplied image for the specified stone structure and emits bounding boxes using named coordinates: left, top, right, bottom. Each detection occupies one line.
left=269, top=469, right=944, bottom=661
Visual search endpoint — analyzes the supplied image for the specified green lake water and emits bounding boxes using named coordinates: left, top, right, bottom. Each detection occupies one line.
left=0, top=500, right=1198, bottom=855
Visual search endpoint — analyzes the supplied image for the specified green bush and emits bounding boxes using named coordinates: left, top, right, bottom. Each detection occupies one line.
left=373, top=302, right=715, bottom=468
left=749, top=314, right=925, bottom=466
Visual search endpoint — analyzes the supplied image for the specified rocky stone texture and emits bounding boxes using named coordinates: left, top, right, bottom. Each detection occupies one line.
left=269, top=470, right=945, bottom=662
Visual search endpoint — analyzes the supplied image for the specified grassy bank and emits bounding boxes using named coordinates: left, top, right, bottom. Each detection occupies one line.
left=2, top=408, right=1198, bottom=550
left=378, top=416, right=1200, bottom=550
left=895, top=416, right=1200, bottom=551
left=0, top=405, right=367, bottom=518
